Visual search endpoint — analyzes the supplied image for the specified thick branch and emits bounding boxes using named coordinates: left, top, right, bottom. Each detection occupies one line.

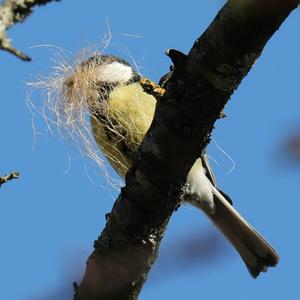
left=74, top=1, right=299, bottom=300
left=0, top=0, right=61, bottom=61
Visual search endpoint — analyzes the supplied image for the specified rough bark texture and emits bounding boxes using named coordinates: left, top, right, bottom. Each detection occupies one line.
left=74, top=1, right=299, bottom=300
left=0, top=0, right=61, bottom=61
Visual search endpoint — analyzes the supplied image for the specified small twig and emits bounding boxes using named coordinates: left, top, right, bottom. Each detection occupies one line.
left=0, top=33, right=31, bottom=61
left=0, top=171, right=20, bottom=187
left=0, top=0, right=61, bottom=61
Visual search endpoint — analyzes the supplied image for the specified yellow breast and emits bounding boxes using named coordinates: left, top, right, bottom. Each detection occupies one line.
left=90, top=82, right=156, bottom=178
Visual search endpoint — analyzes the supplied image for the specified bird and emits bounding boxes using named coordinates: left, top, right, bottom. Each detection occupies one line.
left=64, top=52, right=279, bottom=278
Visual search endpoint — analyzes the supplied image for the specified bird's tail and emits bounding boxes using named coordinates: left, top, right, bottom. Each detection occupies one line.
left=200, top=187, right=279, bottom=277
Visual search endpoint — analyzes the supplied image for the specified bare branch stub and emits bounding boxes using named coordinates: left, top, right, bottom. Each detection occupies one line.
left=0, top=0, right=61, bottom=61
left=73, top=1, right=299, bottom=300
left=0, top=171, right=20, bottom=187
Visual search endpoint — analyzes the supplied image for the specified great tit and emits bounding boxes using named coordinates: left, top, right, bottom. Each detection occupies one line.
left=64, top=54, right=279, bottom=278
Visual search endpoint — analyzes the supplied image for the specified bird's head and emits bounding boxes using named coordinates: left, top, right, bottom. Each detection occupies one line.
left=64, top=55, right=140, bottom=110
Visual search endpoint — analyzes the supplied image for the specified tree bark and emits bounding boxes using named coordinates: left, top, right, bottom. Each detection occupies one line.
left=74, top=1, right=300, bottom=299
left=0, top=0, right=61, bottom=61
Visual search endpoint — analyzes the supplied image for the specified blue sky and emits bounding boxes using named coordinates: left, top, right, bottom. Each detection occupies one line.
left=1, top=1, right=300, bottom=299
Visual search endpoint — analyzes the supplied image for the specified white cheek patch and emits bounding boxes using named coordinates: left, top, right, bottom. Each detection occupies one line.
left=96, top=62, right=133, bottom=83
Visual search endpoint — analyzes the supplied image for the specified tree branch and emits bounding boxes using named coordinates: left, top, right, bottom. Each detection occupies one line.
left=0, top=0, right=61, bottom=61
left=0, top=171, right=19, bottom=186
left=74, top=1, right=299, bottom=299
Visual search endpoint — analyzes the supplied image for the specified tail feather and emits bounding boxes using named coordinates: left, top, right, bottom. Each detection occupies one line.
left=206, top=187, right=279, bottom=278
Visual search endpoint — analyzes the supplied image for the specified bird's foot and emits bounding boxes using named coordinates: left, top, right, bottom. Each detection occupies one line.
left=140, top=78, right=165, bottom=98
